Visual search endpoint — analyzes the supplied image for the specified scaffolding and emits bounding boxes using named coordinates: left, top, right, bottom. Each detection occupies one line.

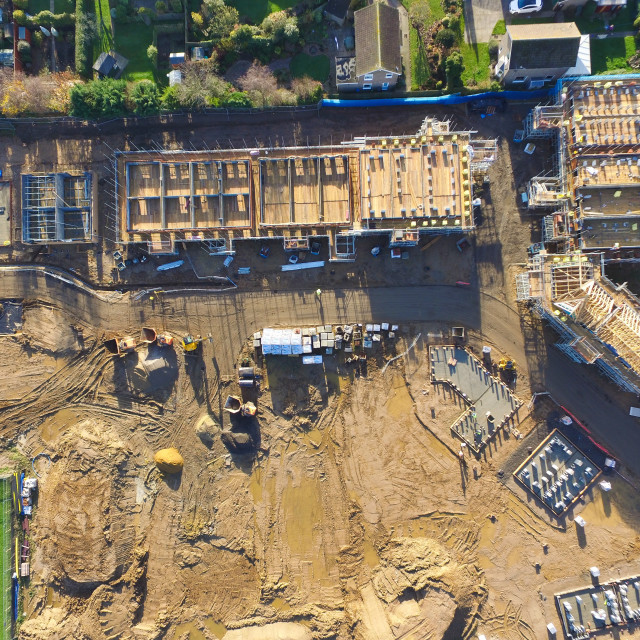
left=22, top=173, right=92, bottom=244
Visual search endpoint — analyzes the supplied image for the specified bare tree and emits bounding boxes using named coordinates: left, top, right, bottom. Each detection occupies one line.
left=237, top=62, right=278, bottom=107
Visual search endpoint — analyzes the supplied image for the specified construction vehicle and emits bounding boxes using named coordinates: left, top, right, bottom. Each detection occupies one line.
left=157, top=333, right=174, bottom=347
left=498, top=358, right=517, bottom=384
left=223, top=395, right=257, bottom=416
left=104, top=335, right=137, bottom=357
left=181, top=334, right=203, bottom=352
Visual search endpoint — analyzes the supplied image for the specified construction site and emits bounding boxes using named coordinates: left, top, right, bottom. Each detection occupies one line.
left=116, top=117, right=496, bottom=259
left=1, top=94, right=640, bottom=640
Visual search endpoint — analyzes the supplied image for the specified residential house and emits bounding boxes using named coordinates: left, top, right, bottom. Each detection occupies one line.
left=337, top=2, right=402, bottom=92
left=496, top=23, right=590, bottom=88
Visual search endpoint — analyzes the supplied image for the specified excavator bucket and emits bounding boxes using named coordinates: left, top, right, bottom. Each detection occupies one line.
left=140, top=327, right=157, bottom=344
left=104, top=338, right=119, bottom=355
left=224, top=395, right=242, bottom=414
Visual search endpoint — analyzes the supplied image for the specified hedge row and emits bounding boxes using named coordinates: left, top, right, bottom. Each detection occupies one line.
left=75, top=0, right=93, bottom=78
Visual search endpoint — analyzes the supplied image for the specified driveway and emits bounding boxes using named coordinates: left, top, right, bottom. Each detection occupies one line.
left=464, top=0, right=505, bottom=44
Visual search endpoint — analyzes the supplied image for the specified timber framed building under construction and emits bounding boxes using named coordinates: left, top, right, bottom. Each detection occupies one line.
left=516, top=75, right=640, bottom=394
left=115, top=117, right=497, bottom=259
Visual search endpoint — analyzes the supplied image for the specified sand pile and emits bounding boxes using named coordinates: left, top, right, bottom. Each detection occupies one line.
left=154, top=447, right=184, bottom=473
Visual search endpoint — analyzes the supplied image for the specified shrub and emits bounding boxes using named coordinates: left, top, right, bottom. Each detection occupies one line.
left=17, top=40, right=32, bottom=63
left=155, top=0, right=166, bottom=12
left=291, top=76, right=322, bottom=104
left=490, top=79, right=502, bottom=92
left=222, top=91, right=252, bottom=107
left=32, top=31, right=44, bottom=47
left=435, top=28, right=456, bottom=49
left=147, top=44, right=158, bottom=67
left=130, top=80, right=160, bottom=114
left=170, top=0, right=182, bottom=11
left=488, top=40, right=499, bottom=61
left=13, top=0, right=28, bottom=9
left=70, top=78, right=126, bottom=118
left=138, top=6, right=154, bottom=17
left=161, top=85, right=181, bottom=110
left=445, top=50, right=464, bottom=89
left=12, top=10, right=26, bottom=25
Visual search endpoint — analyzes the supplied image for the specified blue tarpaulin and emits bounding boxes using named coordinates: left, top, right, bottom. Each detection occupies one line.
left=322, top=88, right=552, bottom=108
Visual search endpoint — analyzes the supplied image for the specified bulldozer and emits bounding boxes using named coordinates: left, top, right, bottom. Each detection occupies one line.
left=180, top=334, right=203, bottom=353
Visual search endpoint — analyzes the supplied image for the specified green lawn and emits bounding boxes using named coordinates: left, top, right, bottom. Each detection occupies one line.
left=289, top=53, right=329, bottom=82
left=0, top=480, right=10, bottom=640
left=114, top=20, right=155, bottom=82
left=491, top=19, right=506, bottom=36
left=401, top=0, right=445, bottom=26
left=590, top=35, right=636, bottom=74
left=574, top=0, right=636, bottom=34
left=410, top=24, right=430, bottom=90
left=228, top=0, right=298, bottom=23
left=460, top=41, right=490, bottom=87
left=93, top=0, right=113, bottom=59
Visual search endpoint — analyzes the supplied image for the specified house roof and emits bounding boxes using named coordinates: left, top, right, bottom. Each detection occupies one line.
left=325, top=0, right=351, bottom=19
left=354, top=3, right=401, bottom=76
left=507, top=23, right=581, bottom=69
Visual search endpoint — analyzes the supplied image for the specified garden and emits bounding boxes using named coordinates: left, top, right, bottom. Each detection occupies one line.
left=403, top=0, right=491, bottom=91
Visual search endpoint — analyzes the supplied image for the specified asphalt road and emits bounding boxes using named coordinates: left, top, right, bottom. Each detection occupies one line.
left=3, top=267, right=640, bottom=475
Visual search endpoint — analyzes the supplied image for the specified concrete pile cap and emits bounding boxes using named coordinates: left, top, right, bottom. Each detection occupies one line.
left=154, top=447, right=184, bottom=474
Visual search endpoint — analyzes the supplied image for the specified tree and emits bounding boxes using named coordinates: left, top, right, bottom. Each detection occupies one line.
left=445, top=51, right=464, bottom=89
left=408, top=0, right=431, bottom=31
left=147, top=44, right=158, bottom=67
left=130, top=80, right=160, bottom=115
left=200, top=0, right=239, bottom=43
left=177, top=60, right=229, bottom=108
left=237, top=62, right=278, bottom=107
left=261, top=10, right=299, bottom=45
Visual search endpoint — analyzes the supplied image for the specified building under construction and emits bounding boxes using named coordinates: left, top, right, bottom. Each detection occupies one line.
left=115, top=117, right=497, bottom=259
left=516, top=75, right=640, bottom=393
left=523, top=74, right=640, bottom=258
left=21, top=172, right=93, bottom=244
left=516, top=250, right=640, bottom=394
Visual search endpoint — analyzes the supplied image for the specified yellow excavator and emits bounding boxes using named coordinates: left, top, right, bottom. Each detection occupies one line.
left=180, top=334, right=203, bottom=352
left=498, top=358, right=517, bottom=384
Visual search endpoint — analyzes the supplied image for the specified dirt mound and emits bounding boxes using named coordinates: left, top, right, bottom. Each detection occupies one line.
left=154, top=447, right=184, bottom=473
left=195, top=413, right=219, bottom=447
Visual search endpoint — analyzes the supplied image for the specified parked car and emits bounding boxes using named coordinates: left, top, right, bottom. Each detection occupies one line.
left=509, top=0, right=542, bottom=14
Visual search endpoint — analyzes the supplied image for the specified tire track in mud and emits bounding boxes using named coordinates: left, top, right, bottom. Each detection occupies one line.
left=0, top=344, right=111, bottom=437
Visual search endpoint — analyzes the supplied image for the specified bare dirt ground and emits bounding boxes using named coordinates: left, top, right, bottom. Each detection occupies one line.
left=2, top=103, right=640, bottom=640
left=1, top=300, right=640, bottom=640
